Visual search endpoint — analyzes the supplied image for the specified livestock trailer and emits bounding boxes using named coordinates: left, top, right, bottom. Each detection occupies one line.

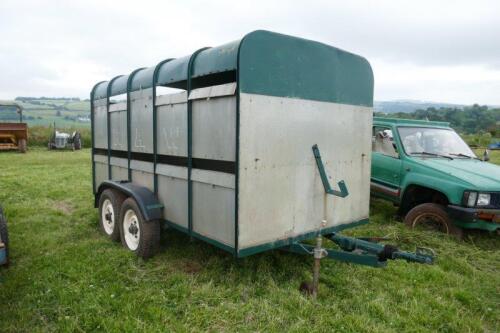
left=91, top=31, right=432, bottom=294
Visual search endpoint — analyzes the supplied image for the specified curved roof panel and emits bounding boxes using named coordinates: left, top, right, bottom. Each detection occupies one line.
left=156, top=56, right=190, bottom=86
left=110, top=75, right=129, bottom=96
left=93, top=81, right=109, bottom=100
left=238, top=30, right=374, bottom=107
left=192, top=40, right=239, bottom=78
left=92, top=30, right=374, bottom=107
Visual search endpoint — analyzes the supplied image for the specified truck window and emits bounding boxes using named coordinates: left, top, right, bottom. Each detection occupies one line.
left=372, top=126, right=398, bottom=158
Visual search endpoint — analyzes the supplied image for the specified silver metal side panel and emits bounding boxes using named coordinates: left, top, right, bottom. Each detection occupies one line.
left=157, top=164, right=188, bottom=228
left=192, top=169, right=235, bottom=247
left=157, top=101, right=188, bottom=157
left=111, top=166, right=128, bottom=181
left=94, top=161, right=108, bottom=189
left=110, top=157, right=128, bottom=168
left=156, top=91, right=187, bottom=106
left=110, top=157, right=128, bottom=181
left=110, top=110, right=127, bottom=151
left=237, top=93, right=372, bottom=250
left=131, top=169, right=154, bottom=191
left=130, top=88, right=153, bottom=153
left=188, top=82, right=237, bottom=100
left=130, top=160, right=154, bottom=173
left=192, top=96, right=236, bottom=161
left=109, top=102, right=126, bottom=112
left=93, top=99, right=108, bottom=149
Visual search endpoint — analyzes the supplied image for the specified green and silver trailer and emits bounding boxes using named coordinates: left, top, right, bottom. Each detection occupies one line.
left=91, top=30, right=433, bottom=295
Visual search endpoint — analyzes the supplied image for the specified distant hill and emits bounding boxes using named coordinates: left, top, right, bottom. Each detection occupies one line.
left=0, top=97, right=90, bottom=128
left=374, top=100, right=466, bottom=114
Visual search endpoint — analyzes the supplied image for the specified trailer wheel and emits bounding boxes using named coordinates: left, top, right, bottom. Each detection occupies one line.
left=404, top=203, right=463, bottom=239
left=119, top=197, right=160, bottom=259
left=0, top=207, right=9, bottom=265
left=98, top=189, right=126, bottom=242
left=18, top=139, right=27, bottom=153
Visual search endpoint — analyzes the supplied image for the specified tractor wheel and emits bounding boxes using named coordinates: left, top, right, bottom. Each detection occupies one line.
left=119, top=197, right=160, bottom=259
left=98, top=189, right=126, bottom=242
left=18, top=139, right=27, bottom=153
left=0, top=207, right=9, bottom=266
left=404, top=203, right=463, bottom=240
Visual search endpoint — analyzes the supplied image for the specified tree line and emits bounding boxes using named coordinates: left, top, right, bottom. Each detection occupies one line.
left=375, top=104, right=499, bottom=137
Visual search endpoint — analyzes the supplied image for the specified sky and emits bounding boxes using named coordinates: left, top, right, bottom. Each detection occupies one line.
left=0, top=0, right=499, bottom=105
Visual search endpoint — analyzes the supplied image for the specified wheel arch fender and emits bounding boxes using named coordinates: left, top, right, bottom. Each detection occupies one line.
left=95, top=181, right=163, bottom=222
left=399, top=182, right=452, bottom=215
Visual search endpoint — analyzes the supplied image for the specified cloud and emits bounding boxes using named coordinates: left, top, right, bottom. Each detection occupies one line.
left=0, top=0, right=499, bottom=104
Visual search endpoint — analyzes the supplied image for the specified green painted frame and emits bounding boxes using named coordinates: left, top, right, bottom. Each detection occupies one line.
left=187, top=47, right=210, bottom=238
left=237, top=219, right=368, bottom=258
left=106, top=75, right=124, bottom=181
left=152, top=58, right=174, bottom=194
left=126, top=68, right=147, bottom=181
left=90, top=81, right=107, bottom=194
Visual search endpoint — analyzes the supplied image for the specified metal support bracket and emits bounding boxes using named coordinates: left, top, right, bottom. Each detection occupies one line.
left=312, top=144, right=348, bottom=197
left=327, top=233, right=435, bottom=264
left=284, top=233, right=434, bottom=268
left=284, top=242, right=387, bottom=268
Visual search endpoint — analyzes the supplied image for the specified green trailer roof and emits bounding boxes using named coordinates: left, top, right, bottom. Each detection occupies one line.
left=91, top=30, right=374, bottom=107
left=374, top=117, right=451, bottom=128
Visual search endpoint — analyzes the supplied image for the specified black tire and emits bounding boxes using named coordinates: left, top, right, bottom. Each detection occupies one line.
left=0, top=207, right=9, bottom=265
left=98, top=189, right=126, bottom=242
left=404, top=203, right=463, bottom=239
left=119, top=197, right=160, bottom=259
left=18, top=139, right=27, bottom=153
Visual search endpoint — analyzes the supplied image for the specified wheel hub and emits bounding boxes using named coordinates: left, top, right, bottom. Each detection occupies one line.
left=105, top=212, right=113, bottom=223
left=123, top=209, right=141, bottom=250
left=101, top=199, right=115, bottom=235
left=128, top=223, right=139, bottom=237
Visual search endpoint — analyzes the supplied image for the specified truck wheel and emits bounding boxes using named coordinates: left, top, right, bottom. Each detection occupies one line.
left=98, top=189, right=126, bottom=242
left=0, top=207, right=9, bottom=265
left=404, top=203, right=463, bottom=239
left=119, top=197, right=160, bottom=259
left=18, top=139, right=27, bottom=153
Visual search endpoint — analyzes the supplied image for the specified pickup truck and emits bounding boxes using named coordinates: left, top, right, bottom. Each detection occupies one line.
left=371, top=117, right=500, bottom=238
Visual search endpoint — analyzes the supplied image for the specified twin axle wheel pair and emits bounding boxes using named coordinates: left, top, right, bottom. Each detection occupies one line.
left=98, top=189, right=160, bottom=259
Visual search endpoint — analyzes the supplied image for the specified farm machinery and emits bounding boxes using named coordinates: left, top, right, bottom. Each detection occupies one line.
left=48, top=122, right=82, bottom=150
left=0, top=101, right=28, bottom=153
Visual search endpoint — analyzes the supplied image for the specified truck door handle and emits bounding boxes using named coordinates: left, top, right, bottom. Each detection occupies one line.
left=405, top=167, right=411, bottom=172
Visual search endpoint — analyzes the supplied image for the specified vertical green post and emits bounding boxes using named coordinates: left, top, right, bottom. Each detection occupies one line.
left=106, top=76, right=123, bottom=181
left=187, top=47, right=210, bottom=236
left=152, top=59, right=174, bottom=194
left=126, top=68, right=146, bottom=181
left=90, top=81, right=106, bottom=194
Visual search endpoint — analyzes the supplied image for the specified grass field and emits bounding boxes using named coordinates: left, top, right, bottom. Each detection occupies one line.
left=0, top=149, right=499, bottom=332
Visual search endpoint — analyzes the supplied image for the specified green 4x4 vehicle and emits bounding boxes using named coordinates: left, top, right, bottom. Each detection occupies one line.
left=371, top=117, right=500, bottom=238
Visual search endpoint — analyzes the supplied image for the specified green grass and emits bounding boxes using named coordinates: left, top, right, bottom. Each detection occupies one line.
left=0, top=149, right=499, bottom=332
